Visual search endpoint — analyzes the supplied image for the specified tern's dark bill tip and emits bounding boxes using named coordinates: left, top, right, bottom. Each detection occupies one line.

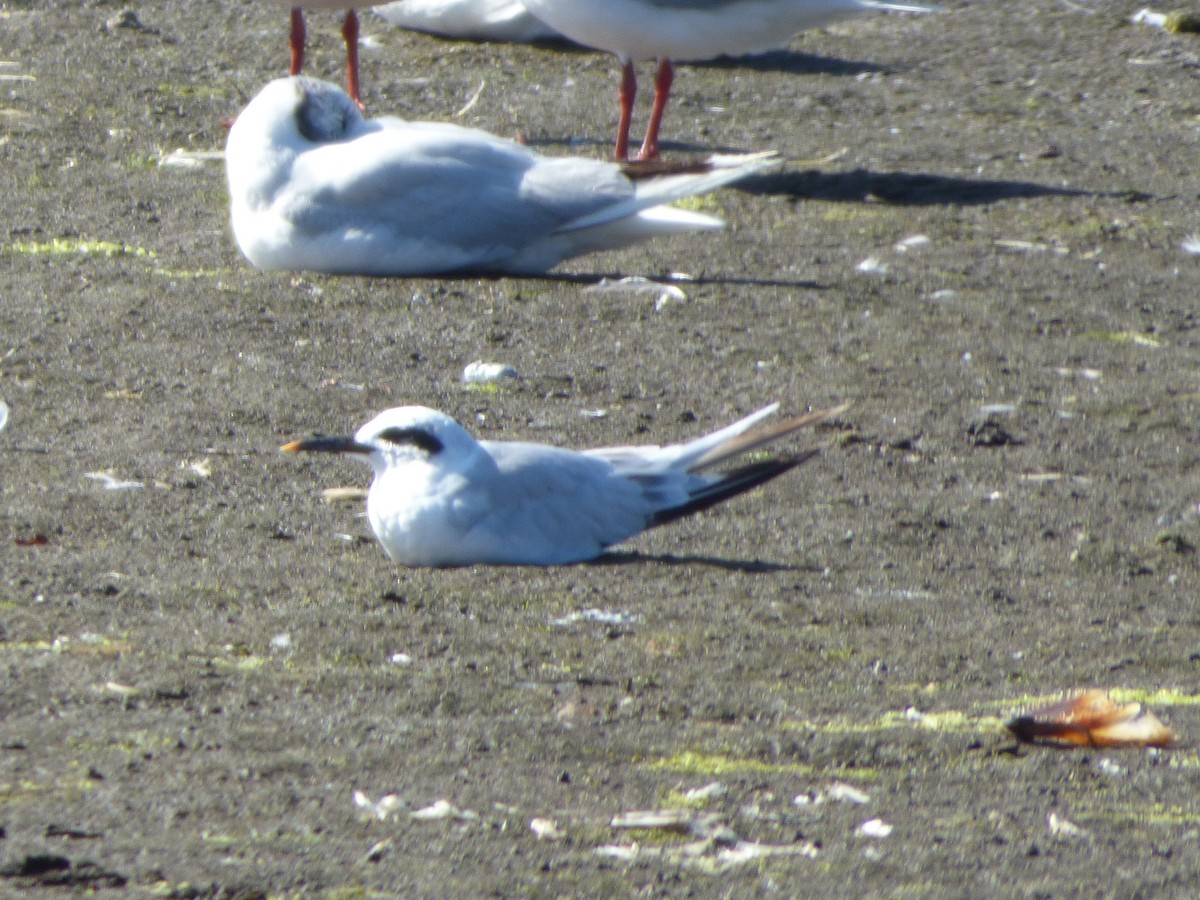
left=280, top=435, right=372, bottom=455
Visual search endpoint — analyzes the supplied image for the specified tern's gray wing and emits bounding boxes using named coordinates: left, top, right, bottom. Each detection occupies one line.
left=470, top=442, right=654, bottom=562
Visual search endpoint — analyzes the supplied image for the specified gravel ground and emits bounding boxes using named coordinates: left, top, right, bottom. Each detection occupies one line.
left=3, top=0, right=1200, bottom=895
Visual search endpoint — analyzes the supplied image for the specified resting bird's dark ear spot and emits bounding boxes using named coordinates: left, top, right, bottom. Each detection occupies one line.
left=296, top=91, right=323, bottom=142
left=377, top=427, right=444, bottom=455
left=296, top=88, right=352, bottom=143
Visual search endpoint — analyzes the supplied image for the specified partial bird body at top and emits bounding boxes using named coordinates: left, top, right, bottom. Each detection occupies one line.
left=283, top=402, right=846, bottom=566
left=519, top=0, right=936, bottom=159
left=261, top=0, right=383, bottom=109
left=226, top=76, right=780, bottom=276
left=374, top=0, right=563, bottom=42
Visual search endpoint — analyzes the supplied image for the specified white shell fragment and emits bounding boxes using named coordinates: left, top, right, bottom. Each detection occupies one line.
left=978, top=403, right=1017, bottom=416
left=611, top=810, right=696, bottom=831
left=1130, top=7, right=1200, bottom=30
left=85, top=471, right=144, bottom=491
left=104, top=681, right=141, bottom=697
left=354, top=790, right=406, bottom=821
left=894, top=234, right=931, bottom=252
left=159, top=148, right=225, bottom=169
left=361, top=837, right=393, bottom=864
left=856, top=255, right=889, bottom=276
left=462, top=361, right=518, bottom=384
left=183, top=457, right=212, bottom=478
left=595, top=836, right=818, bottom=868
left=0, top=396, right=7, bottom=433
left=321, top=487, right=369, bottom=503
left=1182, top=234, right=1200, bottom=255
left=857, top=818, right=893, bottom=838
left=1133, top=7, right=1170, bottom=27
left=584, top=276, right=688, bottom=311
left=551, top=608, right=642, bottom=627
left=1047, top=812, right=1088, bottom=838
left=530, top=817, right=562, bottom=840
left=926, top=289, right=959, bottom=302
left=683, top=782, right=727, bottom=803
left=410, top=799, right=479, bottom=822
left=827, top=782, right=871, bottom=805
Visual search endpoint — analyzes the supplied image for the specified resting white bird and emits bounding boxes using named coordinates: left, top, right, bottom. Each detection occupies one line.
left=519, top=0, right=936, bottom=159
left=374, top=0, right=562, bottom=42
left=226, top=76, right=780, bottom=276
left=282, top=402, right=846, bottom=566
left=261, top=1, right=382, bottom=109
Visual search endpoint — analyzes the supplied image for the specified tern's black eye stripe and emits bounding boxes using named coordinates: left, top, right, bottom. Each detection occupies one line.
left=377, top=427, right=444, bottom=454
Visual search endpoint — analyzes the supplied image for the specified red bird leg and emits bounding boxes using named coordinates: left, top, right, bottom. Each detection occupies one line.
left=615, top=59, right=637, bottom=160
left=288, top=8, right=305, bottom=76
left=342, top=9, right=365, bottom=111
left=638, top=57, right=674, bottom=160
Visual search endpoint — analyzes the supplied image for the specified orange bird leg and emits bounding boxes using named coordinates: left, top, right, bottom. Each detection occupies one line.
left=288, top=8, right=305, bottom=76
left=637, top=57, right=674, bottom=160
left=615, top=59, right=637, bottom=161
left=341, top=9, right=365, bottom=111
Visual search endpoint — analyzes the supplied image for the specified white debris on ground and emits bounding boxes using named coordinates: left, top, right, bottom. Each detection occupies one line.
left=584, top=276, right=688, bottom=311
left=551, top=608, right=642, bottom=627
left=410, top=799, right=480, bottom=822
left=857, top=818, right=893, bottom=838
left=1132, top=7, right=1200, bottom=32
left=530, top=817, right=562, bottom=840
left=599, top=805, right=819, bottom=870
left=84, top=471, right=144, bottom=491
left=158, top=148, right=225, bottom=168
left=353, top=790, right=406, bottom=821
left=462, top=361, right=518, bottom=384
left=1047, top=812, right=1088, bottom=838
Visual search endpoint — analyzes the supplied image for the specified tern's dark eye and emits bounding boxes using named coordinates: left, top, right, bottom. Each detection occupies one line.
left=376, top=427, right=444, bottom=455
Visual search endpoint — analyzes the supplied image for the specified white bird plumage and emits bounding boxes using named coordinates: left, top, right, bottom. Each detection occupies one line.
left=519, top=0, right=937, bottom=158
left=374, top=0, right=562, bottom=42
left=226, top=76, right=780, bottom=276
left=282, top=402, right=846, bottom=566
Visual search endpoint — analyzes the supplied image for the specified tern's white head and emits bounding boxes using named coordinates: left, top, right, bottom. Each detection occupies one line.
left=282, top=405, right=480, bottom=477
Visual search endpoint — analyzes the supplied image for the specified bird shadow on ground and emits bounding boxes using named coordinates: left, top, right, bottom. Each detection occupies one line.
left=587, top=550, right=811, bottom=573
left=512, top=42, right=887, bottom=78
left=521, top=133, right=1092, bottom=209
left=696, top=49, right=887, bottom=78
left=737, top=169, right=1093, bottom=206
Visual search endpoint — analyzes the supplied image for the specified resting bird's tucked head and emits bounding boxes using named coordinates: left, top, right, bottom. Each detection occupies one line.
left=293, top=76, right=364, bottom=143
left=226, top=74, right=780, bottom=277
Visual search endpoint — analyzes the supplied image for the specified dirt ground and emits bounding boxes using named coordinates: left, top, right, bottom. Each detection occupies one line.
left=4, top=0, right=1200, bottom=895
